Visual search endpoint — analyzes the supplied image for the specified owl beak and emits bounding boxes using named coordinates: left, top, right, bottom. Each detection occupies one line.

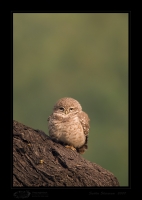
left=64, top=110, right=68, bottom=115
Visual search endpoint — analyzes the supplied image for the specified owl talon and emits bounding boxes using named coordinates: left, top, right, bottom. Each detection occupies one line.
left=65, top=145, right=76, bottom=151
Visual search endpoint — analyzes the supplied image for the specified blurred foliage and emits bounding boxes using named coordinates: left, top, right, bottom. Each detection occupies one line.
left=13, top=13, right=128, bottom=186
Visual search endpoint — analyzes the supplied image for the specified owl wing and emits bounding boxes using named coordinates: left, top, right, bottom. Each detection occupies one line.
left=78, top=111, right=90, bottom=136
left=77, top=111, right=90, bottom=154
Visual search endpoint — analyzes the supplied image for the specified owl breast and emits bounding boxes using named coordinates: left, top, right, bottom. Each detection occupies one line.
left=48, top=114, right=86, bottom=148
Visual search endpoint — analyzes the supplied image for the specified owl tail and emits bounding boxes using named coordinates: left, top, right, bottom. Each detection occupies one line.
left=77, top=136, right=88, bottom=154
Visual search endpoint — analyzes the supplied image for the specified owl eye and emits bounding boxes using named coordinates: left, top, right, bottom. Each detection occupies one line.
left=70, top=108, right=73, bottom=111
left=59, top=107, right=64, bottom=111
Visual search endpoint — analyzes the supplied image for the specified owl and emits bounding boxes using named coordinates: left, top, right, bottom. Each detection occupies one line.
left=47, top=97, right=90, bottom=154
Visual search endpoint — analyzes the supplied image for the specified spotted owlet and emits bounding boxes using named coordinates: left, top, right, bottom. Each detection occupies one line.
left=47, top=97, right=90, bottom=154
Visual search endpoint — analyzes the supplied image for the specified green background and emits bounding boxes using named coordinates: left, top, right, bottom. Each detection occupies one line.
left=13, top=13, right=128, bottom=186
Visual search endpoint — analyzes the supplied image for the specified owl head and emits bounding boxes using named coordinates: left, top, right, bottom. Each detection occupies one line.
left=53, top=97, right=82, bottom=115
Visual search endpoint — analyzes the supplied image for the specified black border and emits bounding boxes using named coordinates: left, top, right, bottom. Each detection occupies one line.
left=11, top=11, right=131, bottom=198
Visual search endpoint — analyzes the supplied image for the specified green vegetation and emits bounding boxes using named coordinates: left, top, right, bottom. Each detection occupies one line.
left=13, top=13, right=128, bottom=186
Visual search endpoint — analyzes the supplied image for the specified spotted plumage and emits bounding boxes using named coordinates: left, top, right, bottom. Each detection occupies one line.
left=47, top=97, right=90, bottom=154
